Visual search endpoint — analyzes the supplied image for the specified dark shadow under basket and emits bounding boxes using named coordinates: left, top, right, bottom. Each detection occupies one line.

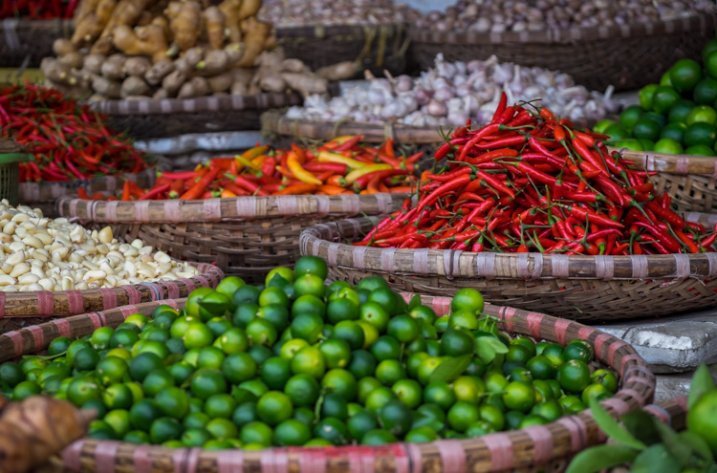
left=619, top=148, right=717, bottom=214
left=408, top=13, right=717, bottom=92
left=90, top=93, right=303, bottom=140
left=300, top=216, right=717, bottom=321
left=0, top=295, right=654, bottom=473
left=0, top=263, right=223, bottom=333
left=19, top=168, right=156, bottom=218
left=276, top=22, right=409, bottom=77
left=0, top=19, right=72, bottom=67
left=58, top=193, right=406, bottom=282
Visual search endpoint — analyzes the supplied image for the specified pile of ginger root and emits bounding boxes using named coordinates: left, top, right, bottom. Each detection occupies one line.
left=41, top=0, right=358, bottom=101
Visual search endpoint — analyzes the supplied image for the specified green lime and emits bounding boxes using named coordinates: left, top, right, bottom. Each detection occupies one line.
left=387, top=315, right=419, bottom=343
left=257, top=391, right=293, bottom=425
left=67, top=377, right=102, bottom=406
left=660, top=123, right=686, bottom=143
left=619, top=105, right=644, bottom=131
left=0, top=362, right=24, bottom=387
left=705, top=50, right=717, bottom=80
left=239, top=421, right=273, bottom=446
left=582, top=383, right=611, bottom=405
left=694, top=78, right=717, bottom=105
left=365, top=386, right=397, bottom=412
left=604, top=124, right=628, bottom=142
left=204, top=393, right=237, bottom=419
left=314, top=417, right=350, bottom=445
left=196, top=347, right=226, bottom=370
left=319, top=339, right=352, bottom=369
left=361, top=428, right=397, bottom=446
left=685, top=122, right=717, bottom=147
left=149, top=417, right=183, bottom=444
left=246, top=318, right=278, bottom=346
left=13, top=380, right=40, bottom=400
left=591, top=368, right=619, bottom=393
left=651, top=86, right=681, bottom=114
left=129, top=399, right=161, bottom=430
left=104, top=409, right=131, bottom=437
left=347, top=350, right=377, bottom=379
left=391, top=379, right=422, bottom=409
left=293, top=274, right=325, bottom=299
left=347, top=411, right=378, bottom=440
left=124, top=430, right=151, bottom=444
left=274, top=419, right=311, bottom=446
left=183, top=322, right=214, bottom=349
left=294, top=256, right=328, bottom=280
left=290, top=313, right=323, bottom=343
left=371, top=335, right=401, bottom=361
left=232, top=402, right=258, bottom=427
left=502, top=381, right=535, bottom=413
left=592, top=119, right=615, bottom=135
left=447, top=401, right=480, bottom=432
left=216, top=275, right=246, bottom=298
left=191, top=369, right=227, bottom=399
left=632, top=116, right=662, bottom=142
left=359, top=301, right=390, bottom=332
left=326, top=298, right=360, bottom=324
left=669, top=59, right=702, bottom=93
left=440, top=329, right=475, bottom=356
left=687, top=144, right=714, bottom=156
left=423, top=381, right=456, bottom=410
left=260, top=356, right=291, bottom=390
left=142, top=369, right=174, bottom=397
left=321, top=392, right=349, bottom=420
left=668, top=100, right=694, bottom=124
left=181, top=427, right=212, bottom=447
left=183, top=411, right=211, bottom=430
left=639, top=84, right=659, bottom=109
left=526, top=355, right=557, bottom=380
left=451, top=288, right=484, bottom=314
left=378, top=400, right=412, bottom=436
left=558, top=359, right=591, bottom=393
left=102, top=383, right=133, bottom=410
left=154, top=387, right=189, bottom=419
left=453, top=376, right=486, bottom=404
left=333, top=321, right=366, bottom=350
left=687, top=105, right=717, bottom=126
left=284, top=373, right=320, bottom=407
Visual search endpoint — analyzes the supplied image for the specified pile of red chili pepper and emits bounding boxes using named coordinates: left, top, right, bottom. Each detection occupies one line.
left=357, top=94, right=717, bottom=255
left=80, top=137, right=419, bottom=201
left=0, top=84, right=147, bottom=182
left=1, top=0, right=77, bottom=19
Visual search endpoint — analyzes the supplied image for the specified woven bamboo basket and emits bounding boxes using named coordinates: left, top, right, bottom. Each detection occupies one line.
left=19, top=168, right=156, bottom=218
left=0, top=294, right=654, bottom=473
left=618, top=149, right=717, bottom=214
left=89, top=92, right=303, bottom=140
left=57, top=193, right=406, bottom=281
left=0, top=263, right=222, bottom=333
left=261, top=109, right=443, bottom=146
left=0, top=19, right=72, bottom=67
left=409, top=13, right=717, bottom=92
left=275, top=23, right=409, bottom=77
left=300, top=216, right=717, bottom=321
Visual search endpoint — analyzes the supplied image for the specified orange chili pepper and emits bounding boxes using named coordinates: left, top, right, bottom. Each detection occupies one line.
left=276, top=183, right=318, bottom=195
left=318, top=185, right=349, bottom=195
left=287, top=151, right=322, bottom=185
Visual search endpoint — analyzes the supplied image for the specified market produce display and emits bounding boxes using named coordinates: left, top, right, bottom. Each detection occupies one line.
left=0, top=257, right=620, bottom=448
left=0, top=0, right=77, bottom=19
left=286, top=54, right=618, bottom=128
left=598, top=37, right=717, bottom=156
left=0, top=396, right=92, bottom=473
left=0, top=84, right=147, bottom=182
left=568, top=365, right=717, bottom=473
left=357, top=95, right=717, bottom=254
left=40, top=0, right=349, bottom=100
left=414, top=0, right=716, bottom=34
left=259, top=0, right=418, bottom=27
left=79, top=138, right=418, bottom=199
left=0, top=201, right=198, bottom=292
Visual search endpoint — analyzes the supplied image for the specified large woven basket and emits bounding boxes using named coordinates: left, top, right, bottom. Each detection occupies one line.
left=0, top=19, right=72, bottom=67
left=90, top=93, right=303, bottom=140
left=275, top=23, right=408, bottom=77
left=19, top=168, right=156, bottom=218
left=261, top=109, right=442, bottom=146
left=0, top=263, right=222, bottom=333
left=58, top=193, right=406, bottom=281
left=0, top=295, right=654, bottom=473
left=300, top=216, right=717, bottom=321
left=409, top=13, right=717, bottom=92
left=618, top=149, right=717, bottom=214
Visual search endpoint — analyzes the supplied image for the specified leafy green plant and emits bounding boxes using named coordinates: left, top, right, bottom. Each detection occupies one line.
left=566, top=364, right=717, bottom=473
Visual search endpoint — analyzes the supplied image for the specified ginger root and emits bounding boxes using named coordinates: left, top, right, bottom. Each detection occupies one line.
left=166, top=1, right=202, bottom=52
left=0, top=397, right=92, bottom=473
left=112, top=24, right=168, bottom=63
left=203, top=6, right=226, bottom=49
left=236, top=17, right=272, bottom=67
left=218, top=0, right=242, bottom=43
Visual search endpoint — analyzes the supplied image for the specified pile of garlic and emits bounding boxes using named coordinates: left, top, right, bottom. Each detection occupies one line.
left=0, top=201, right=198, bottom=292
left=285, top=54, right=618, bottom=128
left=260, top=0, right=418, bottom=27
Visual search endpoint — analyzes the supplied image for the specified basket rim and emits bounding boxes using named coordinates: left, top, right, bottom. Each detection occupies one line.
left=299, top=216, right=717, bottom=280
left=57, top=192, right=408, bottom=223
left=0, top=295, right=654, bottom=471
left=615, top=148, right=717, bottom=176
left=261, top=110, right=443, bottom=144
left=274, top=21, right=408, bottom=37
left=88, top=92, right=303, bottom=117
left=0, top=262, right=223, bottom=318
left=409, top=10, right=717, bottom=45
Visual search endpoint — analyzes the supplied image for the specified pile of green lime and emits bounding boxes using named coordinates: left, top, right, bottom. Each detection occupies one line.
left=0, top=257, right=618, bottom=450
left=596, top=37, right=717, bottom=156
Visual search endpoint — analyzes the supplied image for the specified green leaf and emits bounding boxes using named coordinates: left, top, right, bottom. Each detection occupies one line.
left=589, top=399, right=646, bottom=450
left=565, top=445, right=638, bottom=473
left=678, top=431, right=715, bottom=463
left=407, top=294, right=422, bottom=309
left=428, top=354, right=472, bottom=384
left=475, top=336, right=508, bottom=364
left=480, top=335, right=509, bottom=354
left=622, top=410, right=661, bottom=446
left=631, top=444, right=681, bottom=473
left=689, top=364, right=715, bottom=410
left=655, top=419, right=692, bottom=466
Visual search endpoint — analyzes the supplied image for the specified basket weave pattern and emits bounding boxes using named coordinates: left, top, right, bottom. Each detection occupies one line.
left=409, top=14, right=717, bottom=91
left=0, top=19, right=72, bottom=67
left=0, top=296, right=654, bottom=473
left=0, top=263, right=223, bottom=333
left=300, top=217, right=717, bottom=321
left=90, top=93, right=302, bottom=140
left=620, top=149, right=717, bottom=213
left=58, top=194, right=405, bottom=281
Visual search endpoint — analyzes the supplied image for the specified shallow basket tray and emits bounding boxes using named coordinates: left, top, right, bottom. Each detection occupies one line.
left=409, top=13, right=717, bottom=92
left=300, top=216, right=717, bottom=321
left=261, top=109, right=443, bottom=146
left=57, top=193, right=406, bottom=282
left=618, top=148, right=717, bottom=214
left=89, top=92, right=303, bottom=140
left=0, top=263, right=223, bottom=333
left=19, top=168, right=156, bottom=218
left=275, top=22, right=409, bottom=77
left=0, top=18, right=72, bottom=67
left=0, top=294, right=654, bottom=473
